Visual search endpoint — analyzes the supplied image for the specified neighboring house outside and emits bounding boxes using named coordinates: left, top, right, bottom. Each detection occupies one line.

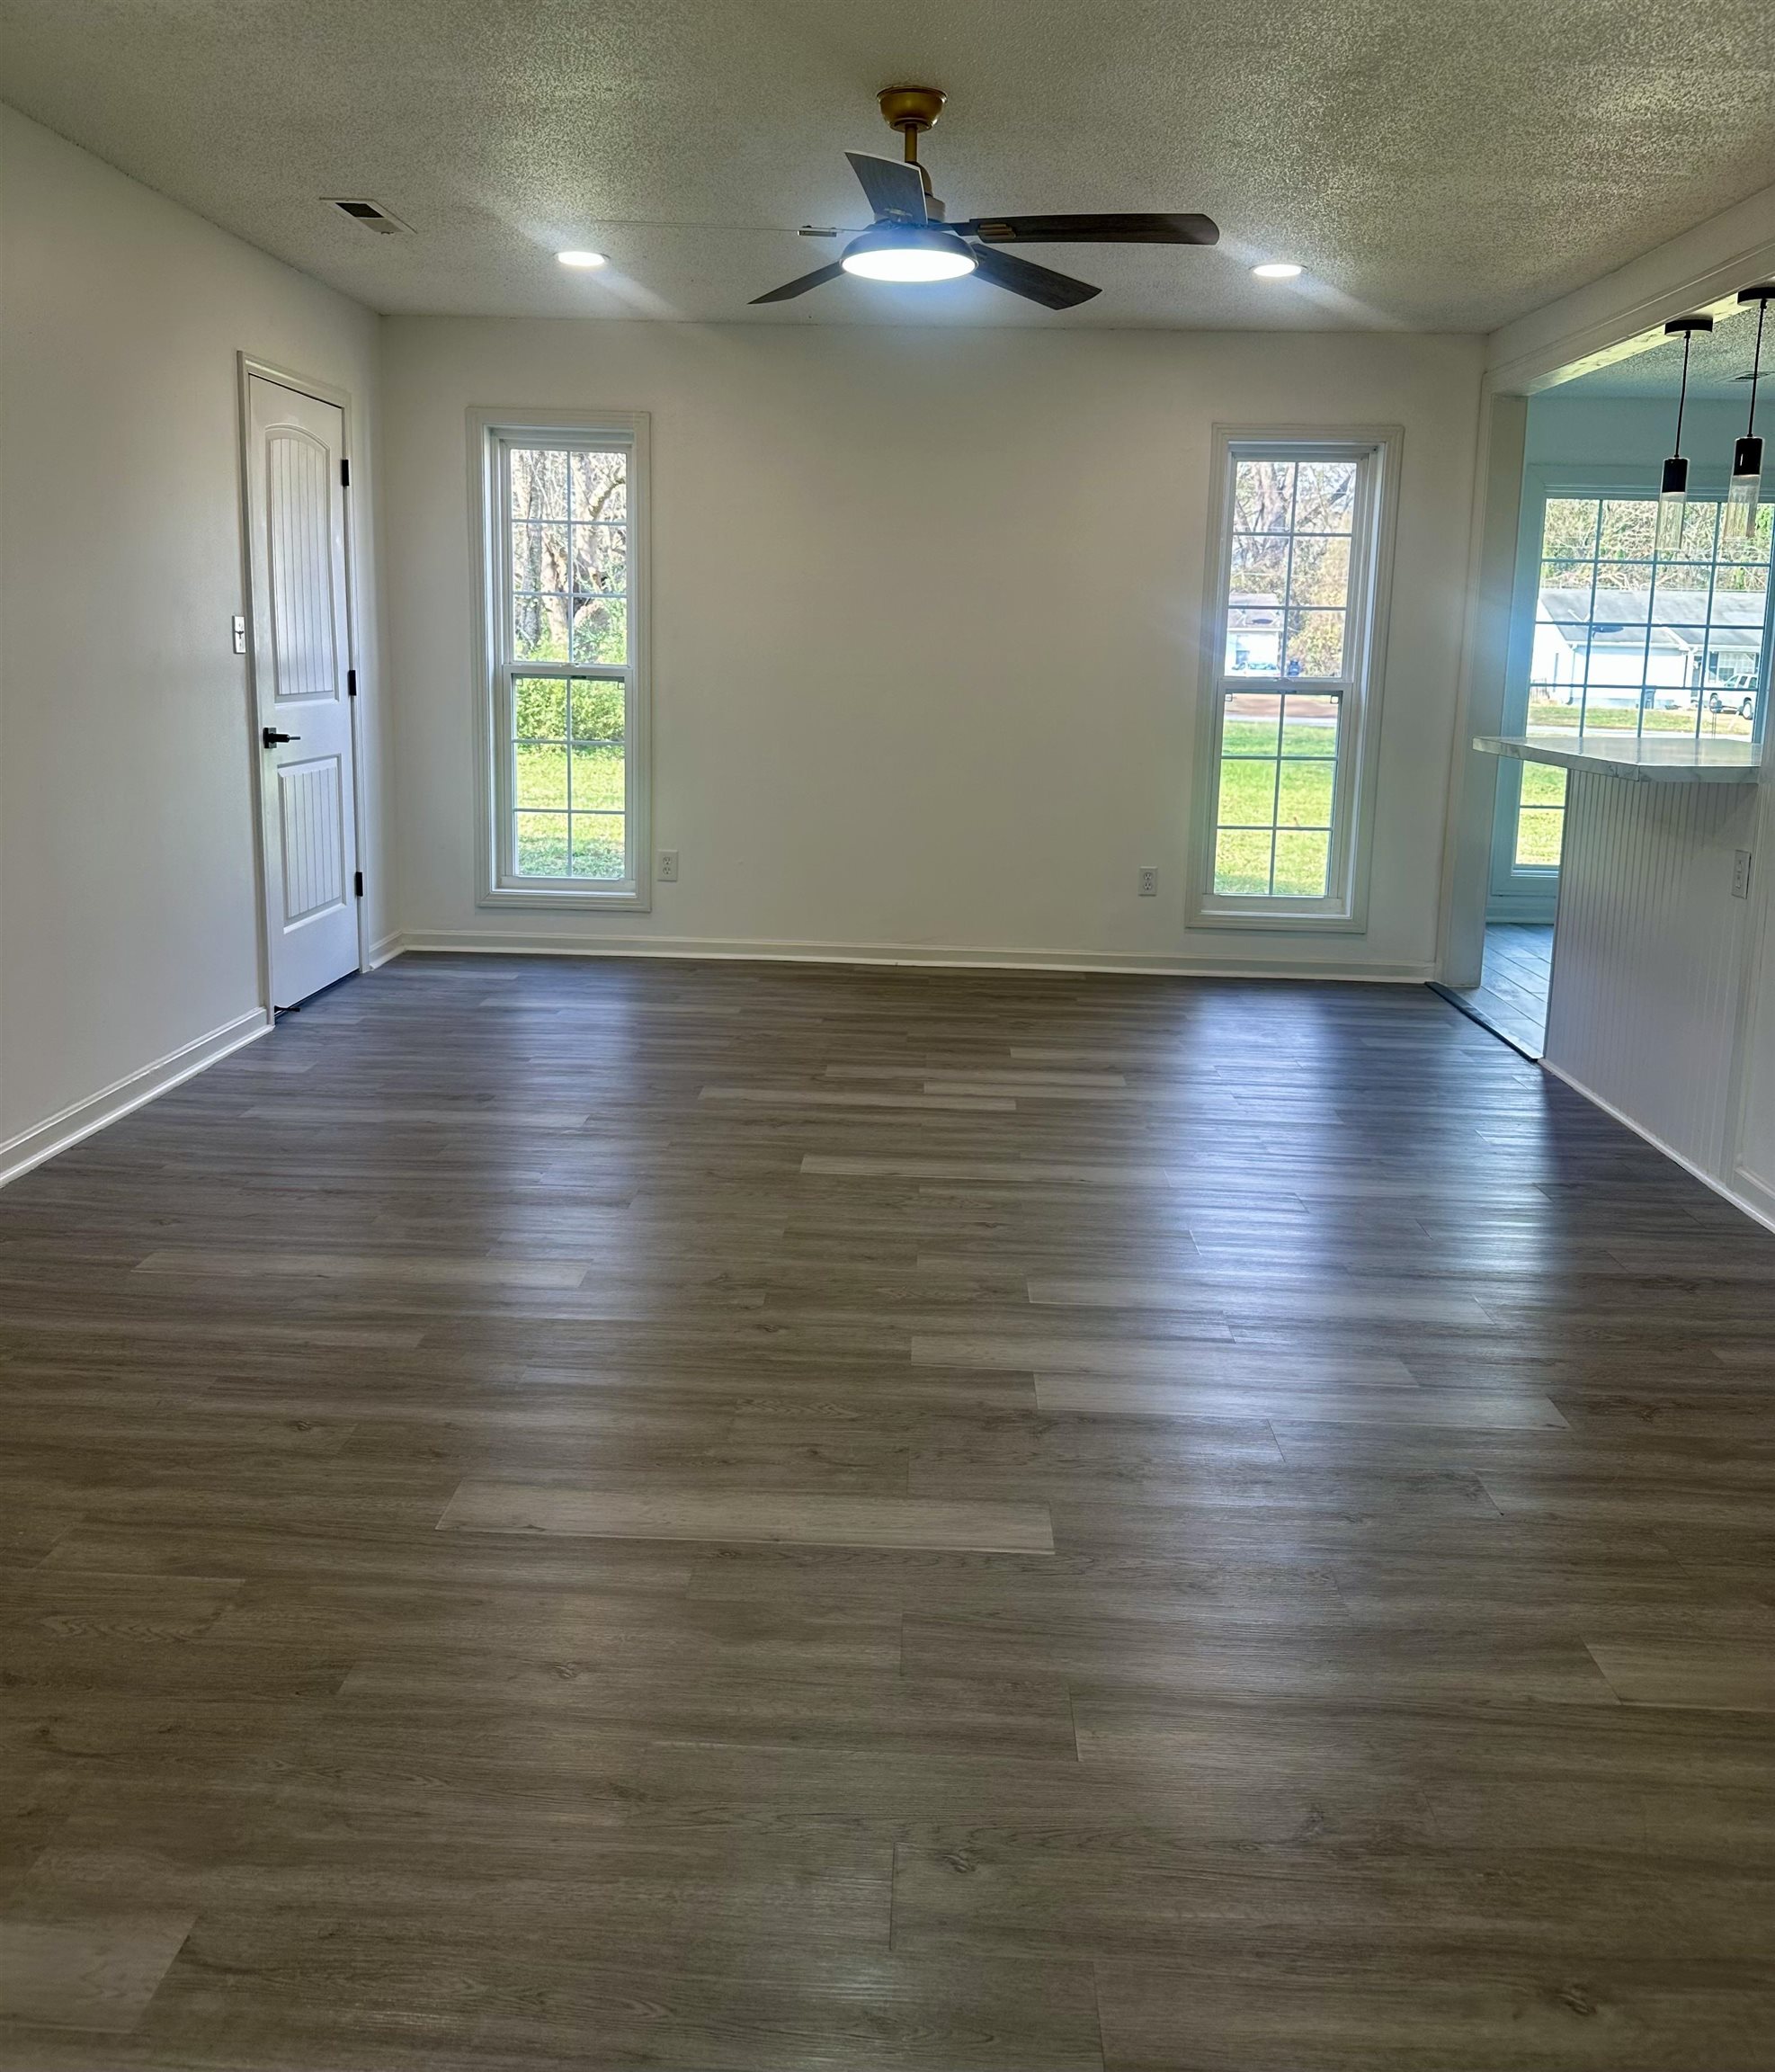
left=1533, top=586, right=1765, bottom=711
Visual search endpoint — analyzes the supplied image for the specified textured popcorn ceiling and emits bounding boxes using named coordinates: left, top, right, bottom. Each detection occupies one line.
left=1557, top=301, right=1771, bottom=396
left=3, top=0, right=1772, bottom=329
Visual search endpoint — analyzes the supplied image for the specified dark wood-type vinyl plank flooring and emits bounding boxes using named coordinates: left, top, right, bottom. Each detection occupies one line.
left=4, top=953, right=1775, bottom=2071
left=1432, top=922, right=1555, bottom=1058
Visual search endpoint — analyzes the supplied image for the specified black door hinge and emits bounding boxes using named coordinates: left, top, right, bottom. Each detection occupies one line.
left=353, top=871, right=364, bottom=898
left=340, top=457, right=351, bottom=487
left=347, top=668, right=358, bottom=698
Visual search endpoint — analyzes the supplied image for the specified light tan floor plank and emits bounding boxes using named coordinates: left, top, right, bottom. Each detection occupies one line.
left=436, top=1481, right=1056, bottom=1552
left=0, top=1913, right=196, bottom=2033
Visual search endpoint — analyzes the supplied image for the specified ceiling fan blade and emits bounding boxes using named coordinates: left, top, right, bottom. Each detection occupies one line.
left=959, top=212, right=1219, bottom=246
left=845, top=151, right=928, bottom=225
left=751, top=261, right=846, bottom=305
left=968, top=243, right=1100, bottom=310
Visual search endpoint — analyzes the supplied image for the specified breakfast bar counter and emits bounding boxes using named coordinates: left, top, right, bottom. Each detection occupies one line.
left=1473, top=730, right=1766, bottom=1174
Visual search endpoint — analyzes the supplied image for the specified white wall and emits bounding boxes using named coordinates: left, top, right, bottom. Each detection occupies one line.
left=0, top=108, right=389, bottom=1173
left=1733, top=780, right=1775, bottom=1219
left=383, top=318, right=1484, bottom=976
left=1525, top=392, right=1748, bottom=477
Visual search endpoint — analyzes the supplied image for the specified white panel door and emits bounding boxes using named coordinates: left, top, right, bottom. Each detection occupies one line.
left=246, top=375, right=359, bottom=1006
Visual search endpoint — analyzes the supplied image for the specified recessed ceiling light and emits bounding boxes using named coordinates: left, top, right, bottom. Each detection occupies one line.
left=1252, top=261, right=1304, bottom=281
left=556, top=249, right=608, bottom=269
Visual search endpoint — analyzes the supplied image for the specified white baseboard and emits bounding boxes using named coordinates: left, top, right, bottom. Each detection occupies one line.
left=0, top=1008, right=272, bottom=1190
left=1728, top=1159, right=1775, bottom=1235
left=366, top=930, right=403, bottom=969
left=387, top=928, right=1435, bottom=985
left=1540, top=1058, right=1775, bottom=1238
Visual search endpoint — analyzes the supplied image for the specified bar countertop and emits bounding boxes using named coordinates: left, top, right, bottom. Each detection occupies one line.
left=1475, top=733, right=1763, bottom=784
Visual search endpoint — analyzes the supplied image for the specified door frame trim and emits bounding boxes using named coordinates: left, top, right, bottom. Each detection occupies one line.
left=235, top=353, right=371, bottom=1011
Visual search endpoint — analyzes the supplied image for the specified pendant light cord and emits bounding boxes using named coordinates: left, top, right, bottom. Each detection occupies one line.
left=1747, top=297, right=1767, bottom=442
left=1674, top=327, right=1694, bottom=451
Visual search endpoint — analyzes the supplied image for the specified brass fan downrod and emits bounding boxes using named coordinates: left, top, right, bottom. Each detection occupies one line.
left=878, top=85, right=947, bottom=216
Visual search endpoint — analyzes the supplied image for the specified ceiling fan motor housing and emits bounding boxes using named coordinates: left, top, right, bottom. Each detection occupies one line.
left=878, top=86, right=946, bottom=136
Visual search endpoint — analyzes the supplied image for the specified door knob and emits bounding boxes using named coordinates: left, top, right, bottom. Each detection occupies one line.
left=262, top=728, right=300, bottom=746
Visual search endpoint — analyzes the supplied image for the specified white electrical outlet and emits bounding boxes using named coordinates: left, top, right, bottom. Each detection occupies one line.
left=657, top=849, right=679, bottom=883
left=1137, top=867, right=1159, bottom=898
left=1733, top=849, right=1753, bottom=900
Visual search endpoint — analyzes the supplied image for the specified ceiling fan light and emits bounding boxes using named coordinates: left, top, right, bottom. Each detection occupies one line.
left=1252, top=261, right=1303, bottom=281
left=556, top=249, right=608, bottom=269
left=844, top=248, right=976, bottom=282
left=841, top=226, right=977, bottom=283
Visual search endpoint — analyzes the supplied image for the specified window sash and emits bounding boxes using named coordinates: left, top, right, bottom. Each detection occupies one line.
left=1194, top=437, right=1388, bottom=924
left=477, top=424, right=647, bottom=906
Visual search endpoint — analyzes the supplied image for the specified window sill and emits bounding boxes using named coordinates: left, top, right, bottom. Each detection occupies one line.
left=481, top=882, right=652, bottom=915
left=1191, top=900, right=1362, bottom=933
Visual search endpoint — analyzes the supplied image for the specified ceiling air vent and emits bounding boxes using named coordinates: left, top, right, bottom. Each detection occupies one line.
left=325, top=199, right=412, bottom=235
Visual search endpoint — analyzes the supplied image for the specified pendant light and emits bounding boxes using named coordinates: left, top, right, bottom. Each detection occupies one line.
left=1657, top=315, right=1713, bottom=558
left=1726, top=284, right=1774, bottom=544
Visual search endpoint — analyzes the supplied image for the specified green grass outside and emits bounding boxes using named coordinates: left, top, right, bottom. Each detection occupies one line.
left=1217, top=756, right=1333, bottom=830
left=1214, top=710, right=1336, bottom=895
left=1511, top=755, right=1566, bottom=871
left=1526, top=696, right=1755, bottom=739
left=514, top=814, right=625, bottom=880
left=1214, top=826, right=1331, bottom=898
left=1520, top=761, right=1565, bottom=806
left=514, top=742, right=625, bottom=813
left=1514, top=810, right=1565, bottom=869
left=512, top=736, right=626, bottom=880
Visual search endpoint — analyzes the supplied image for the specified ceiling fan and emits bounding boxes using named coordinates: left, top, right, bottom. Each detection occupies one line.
left=754, top=87, right=1218, bottom=310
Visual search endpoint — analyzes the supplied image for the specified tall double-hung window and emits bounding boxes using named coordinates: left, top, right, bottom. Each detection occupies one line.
left=474, top=414, right=650, bottom=907
left=1193, top=433, right=1396, bottom=926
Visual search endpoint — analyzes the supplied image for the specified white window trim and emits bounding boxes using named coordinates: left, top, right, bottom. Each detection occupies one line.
left=1491, top=461, right=1594, bottom=919
left=469, top=407, right=652, bottom=911
left=1188, top=425, right=1401, bottom=933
